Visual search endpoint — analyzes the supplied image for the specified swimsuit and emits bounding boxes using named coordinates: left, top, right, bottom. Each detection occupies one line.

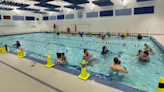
left=55, top=58, right=64, bottom=65
left=101, top=50, right=109, bottom=55
left=62, top=56, right=66, bottom=60
left=139, top=56, right=150, bottom=62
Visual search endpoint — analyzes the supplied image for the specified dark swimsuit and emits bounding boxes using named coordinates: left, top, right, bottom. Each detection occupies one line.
left=101, top=50, right=109, bottom=55
left=14, top=43, right=20, bottom=48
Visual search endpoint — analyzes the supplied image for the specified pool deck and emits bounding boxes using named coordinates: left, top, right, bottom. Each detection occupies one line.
left=151, top=35, right=164, bottom=47
left=0, top=53, right=123, bottom=92
left=0, top=34, right=163, bottom=92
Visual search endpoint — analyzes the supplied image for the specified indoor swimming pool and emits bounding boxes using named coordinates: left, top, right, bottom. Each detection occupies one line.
left=0, top=33, right=164, bottom=92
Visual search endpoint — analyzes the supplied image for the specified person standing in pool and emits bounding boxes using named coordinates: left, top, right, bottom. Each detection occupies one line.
left=144, top=44, right=155, bottom=54
left=121, top=34, right=127, bottom=38
left=102, top=36, right=105, bottom=39
left=83, top=49, right=98, bottom=66
left=101, top=46, right=113, bottom=57
left=110, top=58, right=128, bottom=74
left=109, top=58, right=128, bottom=81
left=55, top=53, right=67, bottom=65
left=138, top=34, right=142, bottom=39
left=13, top=41, right=20, bottom=48
left=137, top=51, right=150, bottom=62
left=61, top=52, right=68, bottom=64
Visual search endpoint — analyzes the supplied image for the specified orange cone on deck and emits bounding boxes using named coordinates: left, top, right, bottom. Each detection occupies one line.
left=157, top=77, right=164, bottom=92
left=78, top=60, right=90, bottom=80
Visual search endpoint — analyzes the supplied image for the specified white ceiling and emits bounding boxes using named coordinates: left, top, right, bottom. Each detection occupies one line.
left=0, top=0, right=139, bottom=13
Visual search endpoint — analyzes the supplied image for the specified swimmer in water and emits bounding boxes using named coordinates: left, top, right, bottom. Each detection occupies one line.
left=55, top=53, right=67, bottom=65
left=101, top=46, right=113, bottom=57
left=121, top=34, right=127, bottom=38
left=110, top=58, right=128, bottom=81
left=61, top=52, right=68, bottom=64
left=130, top=50, right=142, bottom=57
left=144, top=44, right=155, bottom=54
left=13, top=41, right=20, bottom=48
left=137, top=51, right=150, bottom=62
left=83, top=49, right=98, bottom=66
left=57, top=32, right=59, bottom=35
left=102, top=36, right=105, bottom=39
left=118, top=60, right=126, bottom=70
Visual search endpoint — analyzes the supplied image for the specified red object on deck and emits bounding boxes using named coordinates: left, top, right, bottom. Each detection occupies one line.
left=75, top=25, right=76, bottom=32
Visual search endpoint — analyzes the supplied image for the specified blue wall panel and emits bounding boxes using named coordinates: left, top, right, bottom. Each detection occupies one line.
left=134, top=6, right=154, bottom=14
left=137, top=0, right=153, bottom=2
left=43, top=16, right=49, bottom=20
left=50, top=16, right=56, bottom=20
left=0, top=15, right=1, bottom=20
left=100, top=10, right=113, bottom=17
left=13, top=15, right=24, bottom=20
left=57, top=15, right=64, bottom=20
left=26, top=16, right=35, bottom=20
left=115, top=8, right=131, bottom=16
left=66, top=14, right=74, bottom=19
left=87, top=12, right=98, bottom=18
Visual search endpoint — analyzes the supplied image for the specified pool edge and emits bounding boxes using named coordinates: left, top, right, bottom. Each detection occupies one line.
left=150, top=36, right=164, bottom=53
left=8, top=51, right=146, bottom=92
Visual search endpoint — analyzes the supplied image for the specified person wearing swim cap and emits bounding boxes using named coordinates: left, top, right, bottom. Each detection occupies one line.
left=137, top=51, right=150, bottom=62
left=83, top=49, right=98, bottom=66
left=144, top=44, right=155, bottom=54
left=101, top=46, right=113, bottom=57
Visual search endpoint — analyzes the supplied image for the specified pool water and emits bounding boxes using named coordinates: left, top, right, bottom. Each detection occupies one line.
left=0, top=33, right=164, bottom=92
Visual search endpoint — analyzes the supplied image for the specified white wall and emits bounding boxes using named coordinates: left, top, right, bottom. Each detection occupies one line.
left=0, top=10, right=42, bottom=34
left=41, top=0, right=164, bottom=34
left=0, top=0, right=164, bottom=34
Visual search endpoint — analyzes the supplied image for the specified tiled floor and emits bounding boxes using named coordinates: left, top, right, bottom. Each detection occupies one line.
left=0, top=53, right=123, bottom=92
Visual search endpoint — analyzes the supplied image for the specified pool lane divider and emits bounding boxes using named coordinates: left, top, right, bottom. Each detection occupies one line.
left=18, top=36, right=125, bottom=46
left=0, top=46, right=145, bottom=92
left=9, top=38, right=123, bottom=58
